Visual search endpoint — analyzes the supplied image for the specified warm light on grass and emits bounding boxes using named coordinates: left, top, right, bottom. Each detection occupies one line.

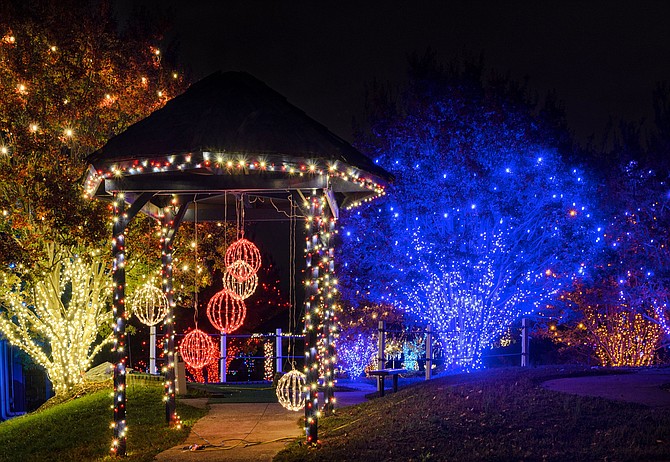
left=0, top=381, right=205, bottom=462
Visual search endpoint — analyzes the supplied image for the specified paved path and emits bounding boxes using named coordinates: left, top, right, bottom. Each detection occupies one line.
left=542, top=369, right=670, bottom=408
left=154, top=384, right=373, bottom=461
left=155, top=402, right=303, bottom=462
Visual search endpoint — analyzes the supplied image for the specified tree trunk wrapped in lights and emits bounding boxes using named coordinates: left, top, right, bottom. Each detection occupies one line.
left=0, top=243, right=112, bottom=395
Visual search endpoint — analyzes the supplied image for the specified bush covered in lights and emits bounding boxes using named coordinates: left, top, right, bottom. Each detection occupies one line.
left=336, top=328, right=377, bottom=379
left=339, top=55, right=601, bottom=370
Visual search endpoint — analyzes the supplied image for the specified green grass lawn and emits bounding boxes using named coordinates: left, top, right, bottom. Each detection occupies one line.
left=186, top=382, right=280, bottom=403
left=0, top=381, right=207, bottom=462
left=275, top=366, right=670, bottom=462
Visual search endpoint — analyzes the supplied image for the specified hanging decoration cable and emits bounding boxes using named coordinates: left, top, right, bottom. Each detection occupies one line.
left=277, top=194, right=306, bottom=411
left=181, top=199, right=217, bottom=371
left=225, top=193, right=261, bottom=278
left=207, top=193, right=250, bottom=333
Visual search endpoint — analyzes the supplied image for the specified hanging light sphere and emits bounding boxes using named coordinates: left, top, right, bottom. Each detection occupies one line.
left=223, top=261, right=258, bottom=300
left=180, top=329, right=218, bottom=370
left=128, top=283, right=168, bottom=326
left=276, top=369, right=307, bottom=411
left=206, top=288, right=246, bottom=333
left=224, top=238, right=261, bottom=275
left=226, top=257, right=257, bottom=282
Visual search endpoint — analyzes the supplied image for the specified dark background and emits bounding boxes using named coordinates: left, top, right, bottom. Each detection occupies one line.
left=116, top=0, right=670, bottom=146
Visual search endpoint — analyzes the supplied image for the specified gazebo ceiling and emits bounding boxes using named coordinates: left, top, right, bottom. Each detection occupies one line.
left=85, top=71, right=392, bottom=219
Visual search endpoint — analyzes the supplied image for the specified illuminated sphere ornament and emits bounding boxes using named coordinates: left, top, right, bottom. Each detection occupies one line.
left=276, top=369, right=307, bottom=411
left=225, top=238, right=261, bottom=277
left=180, top=329, right=218, bottom=370
left=223, top=261, right=258, bottom=300
left=206, top=288, right=246, bottom=333
left=128, top=283, right=168, bottom=326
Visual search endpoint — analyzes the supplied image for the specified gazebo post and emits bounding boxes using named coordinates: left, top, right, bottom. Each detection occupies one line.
left=303, top=189, right=338, bottom=442
left=321, top=192, right=337, bottom=416
left=111, top=192, right=154, bottom=456
left=111, top=195, right=128, bottom=456
left=160, top=201, right=190, bottom=426
left=303, top=192, right=321, bottom=444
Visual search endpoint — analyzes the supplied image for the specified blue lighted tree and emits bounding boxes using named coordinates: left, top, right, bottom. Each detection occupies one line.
left=340, top=56, right=600, bottom=370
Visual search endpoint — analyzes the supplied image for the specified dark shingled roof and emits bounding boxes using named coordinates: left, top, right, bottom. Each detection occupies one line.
left=87, top=71, right=392, bottom=182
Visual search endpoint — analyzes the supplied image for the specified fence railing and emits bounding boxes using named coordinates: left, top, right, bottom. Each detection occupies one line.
left=170, top=329, right=305, bottom=384
left=375, top=318, right=531, bottom=380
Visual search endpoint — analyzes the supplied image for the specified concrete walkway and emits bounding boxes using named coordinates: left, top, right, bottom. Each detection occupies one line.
left=154, top=383, right=374, bottom=461
left=542, top=368, right=670, bottom=408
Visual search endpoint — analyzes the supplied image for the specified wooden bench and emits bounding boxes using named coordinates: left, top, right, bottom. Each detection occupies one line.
left=367, top=368, right=407, bottom=397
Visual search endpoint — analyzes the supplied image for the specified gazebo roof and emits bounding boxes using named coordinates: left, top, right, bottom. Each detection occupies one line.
left=85, top=71, right=391, bottom=219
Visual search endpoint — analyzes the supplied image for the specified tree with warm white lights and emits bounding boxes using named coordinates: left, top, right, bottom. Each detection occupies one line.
left=340, top=55, right=598, bottom=369
left=0, top=0, right=184, bottom=395
left=0, top=244, right=112, bottom=394
left=542, top=279, right=662, bottom=366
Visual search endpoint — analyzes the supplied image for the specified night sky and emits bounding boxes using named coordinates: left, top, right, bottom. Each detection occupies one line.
left=119, top=0, right=670, bottom=146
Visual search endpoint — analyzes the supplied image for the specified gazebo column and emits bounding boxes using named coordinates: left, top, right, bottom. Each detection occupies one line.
left=303, top=192, right=321, bottom=444
left=320, top=200, right=337, bottom=416
left=160, top=200, right=189, bottom=426
left=303, top=189, right=338, bottom=443
left=111, top=192, right=154, bottom=457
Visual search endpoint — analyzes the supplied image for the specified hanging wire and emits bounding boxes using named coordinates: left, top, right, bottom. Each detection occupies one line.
left=288, top=194, right=297, bottom=369
left=234, top=193, right=241, bottom=239
left=241, top=193, right=246, bottom=237
left=193, top=199, right=199, bottom=327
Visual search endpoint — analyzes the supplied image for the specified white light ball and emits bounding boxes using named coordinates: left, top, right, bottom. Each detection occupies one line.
left=276, top=369, right=307, bottom=411
left=128, top=283, right=168, bottom=326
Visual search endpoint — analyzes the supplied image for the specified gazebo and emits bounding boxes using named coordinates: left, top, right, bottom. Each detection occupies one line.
left=86, top=71, right=392, bottom=455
